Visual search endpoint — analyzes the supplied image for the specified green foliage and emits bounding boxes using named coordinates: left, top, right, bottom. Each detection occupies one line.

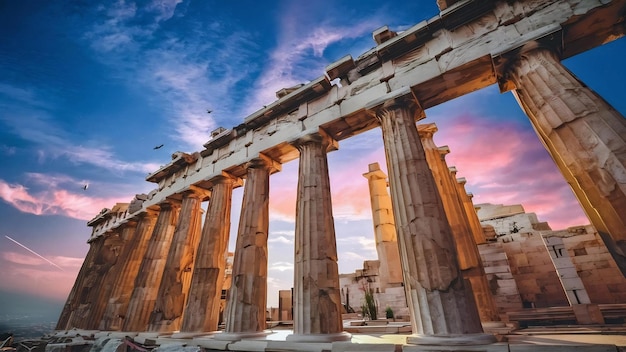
left=385, top=306, right=394, bottom=320
left=362, top=289, right=378, bottom=320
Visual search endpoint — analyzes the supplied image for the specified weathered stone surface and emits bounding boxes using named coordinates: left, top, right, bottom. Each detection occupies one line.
left=220, top=156, right=275, bottom=338
left=288, top=131, right=350, bottom=342
left=182, top=175, right=239, bottom=332
left=363, top=163, right=404, bottom=286
left=373, top=95, right=491, bottom=343
left=505, top=45, right=626, bottom=275
left=124, top=201, right=180, bottom=332
left=100, top=212, right=157, bottom=331
left=148, top=191, right=204, bottom=332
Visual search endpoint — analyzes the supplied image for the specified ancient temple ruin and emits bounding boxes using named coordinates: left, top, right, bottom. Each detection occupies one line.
left=55, top=0, right=626, bottom=350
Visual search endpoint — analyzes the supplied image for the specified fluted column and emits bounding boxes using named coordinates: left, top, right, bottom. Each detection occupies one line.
left=374, top=95, right=494, bottom=345
left=418, top=124, right=499, bottom=324
left=69, top=233, right=123, bottom=329
left=363, top=162, right=403, bottom=286
left=56, top=237, right=105, bottom=330
left=148, top=189, right=206, bottom=332
left=100, top=212, right=157, bottom=330
left=217, top=155, right=278, bottom=340
left=505, top=44, right=626, bottom=275
left=84, top=223, right=138, bottom=330
left=124, top=201, right=180, bottom=332
left=182, top=174, right=240, bottom=332
left=287, top=130, right=351, bottom=342
left=454, top=174, right=486, bottom=245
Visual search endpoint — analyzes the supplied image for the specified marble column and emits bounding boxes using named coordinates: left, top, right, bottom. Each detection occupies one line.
left=56, top=237, right=105, bottom=330
left=100, top=212, right=157, bottom=331
left=505, top=44, right=626, bottom=275
left=418, top=124, right=499, bottom=324
left=373, top=95, right=494, bottom=345
left=148, top=189, right=206, bottom=332
left=363, top=162, right=404, bottom=286
left=287, top=131, right=351, bottom=342
left=454, top=174, right=486, bottom=245
left=182, top=174, right=240, bottom=333
left=216, top=156, right=278, bottom=340
left=84, top=223, right=138, bottom=330
left=69, top=233, right=123, bottom=329
left=123, top=201, right=180, bottom=332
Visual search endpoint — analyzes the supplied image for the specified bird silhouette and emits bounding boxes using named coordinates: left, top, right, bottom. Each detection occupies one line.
left=206, top=109, right=212, bottom=114
left=153, top=144, right=164, bottom=150
left=83, top=184, right=89, bottom=191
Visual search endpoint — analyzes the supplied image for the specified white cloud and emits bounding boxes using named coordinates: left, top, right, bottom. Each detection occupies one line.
left=268, top=235, right=293, bottom=244
left=269, top=261, right=294, bottom=272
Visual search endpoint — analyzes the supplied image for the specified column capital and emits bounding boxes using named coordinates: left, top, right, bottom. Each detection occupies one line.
left=417, top=123, right=438, bottom=140
left=496, top=39, right=561, bottom=92
left=292, top=128, right=338, bottom=152
left=457, top=177, right=467, bottom=185
left=362, top=162, right=388, bottom=181
left=187, top=185, right=212, bottom=200
left=448, top=166, right=458, bottom=175
left=365, top=88, right=425, bottom=122
left=246, top=153, right=282, bottom=173
left=209, top=171, right=243, bottom=188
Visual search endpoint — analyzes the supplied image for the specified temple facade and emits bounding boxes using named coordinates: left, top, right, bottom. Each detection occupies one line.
left=57, top=0, right=626, bottom=349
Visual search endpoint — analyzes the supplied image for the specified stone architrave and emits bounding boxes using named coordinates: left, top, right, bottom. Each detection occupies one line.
left=182, top=174, right=240, bottom=332
left=372, top=95, right=494, bottom=345
left=216, top=155, right=278, bottom=340
left=505, top=44, right=626, bottom=275
left=363, top=163, right=404, bottom=286
left=418, top=124, right=499, bottom=324
left=148, top=189, right=206, bottom=332
left=100, top=212, right=157, bottom=331
left=123, top=201, right=180, bottom=332
left=56, top=237, right=105, bottom=330
left=287, top=130, right=351, bottom=342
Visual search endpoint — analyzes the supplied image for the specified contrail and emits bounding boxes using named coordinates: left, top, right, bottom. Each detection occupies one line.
left=5, top=235, right=65, bottom=271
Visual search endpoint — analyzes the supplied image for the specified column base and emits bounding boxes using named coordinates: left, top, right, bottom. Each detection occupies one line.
left=286, top=332, right=352, bottom=342
left=212, top=330, right=271, bottom=341
left=407, top=333, right=496, bottom=346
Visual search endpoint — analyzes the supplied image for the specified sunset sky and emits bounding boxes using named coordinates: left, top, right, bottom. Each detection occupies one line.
left=1, top=0, right=625, bottom=319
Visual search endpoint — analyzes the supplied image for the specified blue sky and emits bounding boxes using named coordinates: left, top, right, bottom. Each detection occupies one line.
left=1, top=0, right=625, bottom=318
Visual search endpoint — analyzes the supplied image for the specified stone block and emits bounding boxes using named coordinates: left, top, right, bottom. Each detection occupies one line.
left=403, top=342, right=509, bottom=352
left=509, top=344, right=617, bottom=352
left=332, top=342, right=397, bottom=352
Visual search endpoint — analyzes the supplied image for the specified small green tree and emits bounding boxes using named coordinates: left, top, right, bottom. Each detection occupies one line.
left=385, top=306, right=394, bottom=320
left=363, top=289, right=378, bottom=320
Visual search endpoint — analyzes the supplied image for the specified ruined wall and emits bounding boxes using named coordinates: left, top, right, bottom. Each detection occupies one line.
left=560, top=226, right=626, bottom=304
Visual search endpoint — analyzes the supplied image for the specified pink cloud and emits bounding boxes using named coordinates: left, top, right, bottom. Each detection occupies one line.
left=434, top=113, right=589, bottom=230
left=0, top=178, right=129, bottom=221
left=0, top=255, right=80, bottom=301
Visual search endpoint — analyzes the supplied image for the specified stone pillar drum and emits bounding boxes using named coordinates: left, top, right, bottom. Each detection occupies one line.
left=216, top=156, right=278, bottom=340
left=418, top=124, right=499, bottom=324
left=100, top=212, right=157, bottom=331
left=505, top=44, right=626, bottom=275
left=363, top=163, right=404, bottom=286
left=69, top=233, right=124, bottom=329
left=182, top=175, right=240, bottom=333
left=148, top=190, right=205, bottom=332
left=84, top=223, right=138, bottom=330
left=373, top=95, right=494, bottom=345
left=56, top=237, right=105, bottom=330
left=287, top=131, right=351, bottom=342
left=454, top=175, right=486, bottom=245
left=123, top=201, right=180, bottom=332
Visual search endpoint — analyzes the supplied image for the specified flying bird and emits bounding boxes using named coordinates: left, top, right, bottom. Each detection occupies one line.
left=83, top=183, right=89, bottom=191
left=206, top=109, right=212, bottom=114
left=153, top=144, right=164, bottom=150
